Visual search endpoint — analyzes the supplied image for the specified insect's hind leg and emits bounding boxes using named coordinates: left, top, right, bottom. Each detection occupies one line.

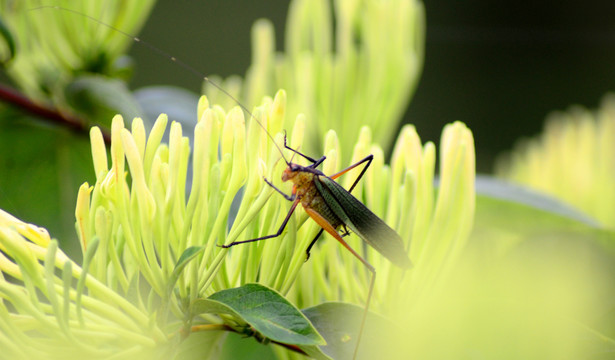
left=305, top=229, right=324, bottom=261
left=303, top=207, right=375, bottom=360
left=302, top=156, right=374, bottom=259
left=330, top=154, right=374, bottom=192
left=304, top=226, right=351, bottom=261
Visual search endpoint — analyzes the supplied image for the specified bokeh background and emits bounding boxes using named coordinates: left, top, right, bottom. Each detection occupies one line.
left=1, top=0, right=615, bottom=250
left=129, top=1, right=615, bottom=172
left=1, top=2, right=615, bottom=358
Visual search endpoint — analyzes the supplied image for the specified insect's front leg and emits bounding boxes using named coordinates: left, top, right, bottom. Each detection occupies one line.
left=263, top=177, right=294, bottom=201
left=282, top=131, right=326, bottom=167
left=219, top=178, right=298, bottom=248
left=220, top=198, right=300, bottom=248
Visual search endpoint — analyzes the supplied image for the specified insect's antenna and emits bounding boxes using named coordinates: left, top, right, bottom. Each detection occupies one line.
left=29, top=6, right=290, bottom=164
left=289, top=150, right=296, bottom=165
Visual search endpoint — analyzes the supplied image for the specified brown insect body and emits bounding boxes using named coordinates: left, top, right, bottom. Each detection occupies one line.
left=283, top=164, right=343, bottom=230
left=282, top=160, right=412, bottom=270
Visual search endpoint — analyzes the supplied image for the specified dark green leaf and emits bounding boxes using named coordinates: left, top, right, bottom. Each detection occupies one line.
left=191, top=298, right=236, bottom=319
left=218, top=331, right=277, bottom=360
left=303, top=302, right=401, bottom=360
left=64, top=74, right=144, bottom=126
left=167, top=246, right=204, bottom=292
left=0, top=15, right=16, bottom=65
left=193, top=283, right=325, bottom=346
left=297, top=344, right=334, bottom=360
left=175, top=330, right=227, bottom=360
left=0, top=108, right=93, bottom=256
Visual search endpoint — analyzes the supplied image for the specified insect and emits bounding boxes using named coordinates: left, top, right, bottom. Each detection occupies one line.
left=32, top=5, right=413, bottom=359
left=221, top=135, right=412, bottom=359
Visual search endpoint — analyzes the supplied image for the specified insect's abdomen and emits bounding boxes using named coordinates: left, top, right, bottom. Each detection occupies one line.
left=293, top=172, right=343, bottom=229
left=314, top=174, right=413, bottom=269
left=307, top=192, right=344, bottom=229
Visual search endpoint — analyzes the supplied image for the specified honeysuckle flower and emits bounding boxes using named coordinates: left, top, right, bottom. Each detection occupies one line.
left=205, top=0, right=425, bottom=164
left=0, top=88, right=476, bottom=359
left=496, top=94, right=615, bottom=229
left=0, top=209, right=168, bottom=359
left=2, top=0, right=155, bottom=104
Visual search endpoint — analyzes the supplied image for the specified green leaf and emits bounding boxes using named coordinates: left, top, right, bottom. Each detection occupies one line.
left=0, top=14, right=16, bottom=65
left=64, top=74, right=144, bottom=126
left=452, top=186, right=615, bottom=358
left=175, top=330, right=228, bottom=360
left=76, top=236, right=99, bottom=325
left=476, top=175, right=601, bottom=227
left=0, top=108, right=93, bottom=255
left=167, top=246, right=204, bottom=292
left=218, top=332, right=277, bottom=360
left=303, top=302, right=401, bottom=360
left=192, top=283, right=325, bottom=346
left=473, top=177, right=614, bottom=258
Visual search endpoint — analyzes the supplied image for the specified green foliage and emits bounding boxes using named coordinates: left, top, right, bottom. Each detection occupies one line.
left=497, top=95, right=615, bottom=228
left=0, top=108, right=93, bottom=252
left=1, top=1, right=615, bottom=359
left=302, top=303, right=401, bottom=360
left=0, top=14, right=16, bottom=65
left=202, top=284, right=325, bottom=346
left=64, top=75, right=144, bottom=127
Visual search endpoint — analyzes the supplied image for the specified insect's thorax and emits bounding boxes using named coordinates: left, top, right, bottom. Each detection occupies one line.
left=283, top=166, right=343, bottom=229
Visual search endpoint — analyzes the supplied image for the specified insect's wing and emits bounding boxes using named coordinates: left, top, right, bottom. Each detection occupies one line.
left=314, top=175, right=412, bottom=269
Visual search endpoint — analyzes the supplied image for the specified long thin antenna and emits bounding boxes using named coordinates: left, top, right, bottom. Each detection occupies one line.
left=29, top=5, right=290, bottom=165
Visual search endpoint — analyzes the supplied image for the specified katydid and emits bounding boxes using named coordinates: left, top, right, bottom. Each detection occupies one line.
left=33, top=6, right=413, bottom=359
left=222, top=136, right=412, bottom=359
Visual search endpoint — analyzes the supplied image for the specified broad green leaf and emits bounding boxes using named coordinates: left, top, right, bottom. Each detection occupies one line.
left=473, top=177, right=614, bottom=258
left=192, top=283, right=325, bottom=346
left=475, top=175, right=601, bottom=227
left=303, top=302, right=400, bottom=360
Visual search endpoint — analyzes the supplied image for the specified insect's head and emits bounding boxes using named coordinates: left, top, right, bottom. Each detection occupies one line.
left=280, top=145, right=299, bottom=182
left=281, top=163, right=301, bottom=182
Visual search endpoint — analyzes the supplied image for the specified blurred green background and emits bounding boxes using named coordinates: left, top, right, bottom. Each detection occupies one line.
left=2, top=2, right=615, bottom=358
left=128, top=1, right=615, bottom=172
left=2, top=0, right=615, bottom=249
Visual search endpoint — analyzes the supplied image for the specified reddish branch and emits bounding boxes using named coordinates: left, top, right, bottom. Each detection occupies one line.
left=0, top=83, right=110, bottom=143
